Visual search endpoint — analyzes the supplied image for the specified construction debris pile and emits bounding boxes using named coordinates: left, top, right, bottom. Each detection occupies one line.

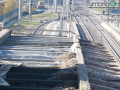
left=56, top=52, right=77, bottom=69
left=59, top=58, right=77, bottom=69
left=56, top=52, right=76, bottom=60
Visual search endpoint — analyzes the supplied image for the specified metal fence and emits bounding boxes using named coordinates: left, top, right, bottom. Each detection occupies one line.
left=0, top=8, right=18, bottom=22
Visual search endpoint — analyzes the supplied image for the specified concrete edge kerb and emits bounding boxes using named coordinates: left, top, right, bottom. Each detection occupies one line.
left=73, top=23, right=91, bottom=89
left=4, top=13, right=18, bottom=25
left=0, top=65, right=12, bottom=86
left=76, top=42, right=91, bottom=90
left=0, top=29, right=12, bottom=45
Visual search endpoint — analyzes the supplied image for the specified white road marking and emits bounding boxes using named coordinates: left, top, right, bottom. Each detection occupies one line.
left=72, top=22, right=79, bottom=35
left=67, top=22, right=69, bottom=31
left=43, top=31, right=46, bottom=35
left=67, top=22, right=70, bottom=37
left=43, top=25, right=49, bottom=35
left=43, top=21, right=55, bottom=35
left=51, top=22, right=60, bottom=35
left=45, top=23, right=50, bottom=30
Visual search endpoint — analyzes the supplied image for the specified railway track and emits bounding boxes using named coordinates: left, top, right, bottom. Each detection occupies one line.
left=88, top=17, right=120, bottom=62
left=74, top=13, right=93, bottom=41
left=24, top=18, right=58, bottom=35
left=36, top=24, right=47, bottom=35
left=30, top=23, right=47, bottom=35
left=74, top=5, right=120, bottom=61
left=73, top=3, right=120, bottom=90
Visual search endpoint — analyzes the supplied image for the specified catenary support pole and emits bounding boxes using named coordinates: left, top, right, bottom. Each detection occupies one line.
left=29, top=0, right=31, bottom=18
left=63, top=0, right=66, bottom=11
left=63, top=0, right=64, bottom=6
left=118, top=0, right=120, bottom=27
left=18, top=0, right=22, bottom=25
left=54, top=0, right=55, bottom=9
left=59, top=16, right=62, bottom=36
left=67, top=0, right=69, bottom=22
left=72, top=0, right=74, bottom=10
left=55, top=0, right=57, bottom=13
left=3, top=3, right=6, bottom=28
left=107, top=7, right=109, bottom=23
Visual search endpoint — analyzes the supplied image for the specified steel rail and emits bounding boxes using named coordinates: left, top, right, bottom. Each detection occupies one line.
left=74, top=3, right=120, bottom=90
left=36, top=24, right=47, bottom=35
left=85, top=12, right=120, bottom=66
left=89, top=17, right=120, bottom=66
left=72, top=12, right=86, bottom=40
left=75, top=12, right=94, bottom=41
left=92, top=17, right=120, bottom=49
left=77, top=6, right=120, bottom=66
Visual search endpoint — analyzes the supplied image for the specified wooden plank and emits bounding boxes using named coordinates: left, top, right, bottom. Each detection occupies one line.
left=0, top=71, right=7, bottom=77
left=0, top=77, right=9, bottom=86
left=1, top=65, right=12, bottom=71
left=1, top=61, right=22, bottom=67
left=5, top=79, right=78, bottom=86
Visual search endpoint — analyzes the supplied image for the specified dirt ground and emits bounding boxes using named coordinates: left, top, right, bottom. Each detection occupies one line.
left=49, top=68, right=77, bottom=81
left=52, top=82, right=78, bottom=90
left=55, top=52, right=77, bottom=69
left=51, top=52, right=78, bottom=90
left=49, top=68, right=78, bottom=90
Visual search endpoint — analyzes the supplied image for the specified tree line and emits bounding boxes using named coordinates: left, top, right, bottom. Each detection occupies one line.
left=0, top=0, right=18, bottom=16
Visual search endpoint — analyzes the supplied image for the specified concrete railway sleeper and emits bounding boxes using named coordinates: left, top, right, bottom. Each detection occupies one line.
left=84, top=55, right=114, bottom=61
left=79, top=40, right=105, bottom=46
left=82, top=50, right=111, bottom=56
left=81, top=46, right=109, bottom=52
left=83, top=52, right=113, bottom=58
left=84, top=57, right=115, bottom=62
left=80, top=43, right=106, bottom=49
left=86, top=62, right=120, bottom=72
left=86, top=65, right=120, bottom=75
left=87, top=68, right=120, bottom=81
left=89, top=77, right=120, bottom=89
left=85, top=59, right=117, bottom=67
left=80, top=42, right=106, bottom=48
